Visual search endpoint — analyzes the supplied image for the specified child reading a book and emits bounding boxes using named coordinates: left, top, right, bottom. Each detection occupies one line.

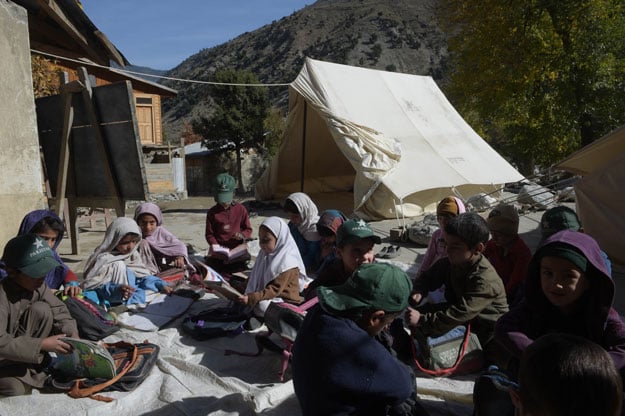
left=16, top=209, right=81, bottom=297
left=0, top=234, right=78, bottom=396
left=236, top=217, right=307, bottom=317
left=405, top=212, right=509, bottom=366
left=82, top=217, right=172, bottom=307
left=205, top=173, right=252, bottom=270
left=134, top=202, right=194, bottom=272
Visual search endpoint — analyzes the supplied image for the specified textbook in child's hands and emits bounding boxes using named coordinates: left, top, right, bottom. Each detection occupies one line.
left=203, top=279, right=244, bottom=301
left=207, top=244, right=251, bottom=264
left=52, top=338, right=116, bottom=379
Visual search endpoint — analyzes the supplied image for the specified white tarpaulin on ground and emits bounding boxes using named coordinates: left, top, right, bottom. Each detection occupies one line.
left=556, top=124, right=625, bottom=266
left=0, top=293, right=474, bottom=416
left=255, top=58, right=524, bottom=220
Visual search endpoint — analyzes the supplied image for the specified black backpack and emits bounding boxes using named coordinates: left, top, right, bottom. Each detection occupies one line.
left=60, top=294, right=120, bottom=340
left=182, top=305, right=249, bottom=340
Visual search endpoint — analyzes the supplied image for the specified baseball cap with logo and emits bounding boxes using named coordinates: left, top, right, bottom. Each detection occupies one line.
left=540, top=206, right=581, bottom=238
left=214, top=173, right=236, bottom=203
left=336, top=219, right=382, bottom=246
left=318, top=263, right=412, bottom=314
left=2, top=234, right=60, bottom=278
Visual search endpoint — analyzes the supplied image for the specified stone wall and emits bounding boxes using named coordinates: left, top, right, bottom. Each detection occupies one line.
left=0, top=1, right=45, bottom=249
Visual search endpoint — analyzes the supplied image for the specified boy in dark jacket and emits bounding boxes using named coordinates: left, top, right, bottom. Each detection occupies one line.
left=0, top=234, right=78, bottom=396
left=292, top=263, right=424, bottom=416
left=406, top=212, right=509, bottom=364
left=495, top=230, right=625, bottom=385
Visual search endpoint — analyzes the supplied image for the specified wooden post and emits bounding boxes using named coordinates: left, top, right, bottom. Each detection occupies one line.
left=54, top=73, right=84, bottom=215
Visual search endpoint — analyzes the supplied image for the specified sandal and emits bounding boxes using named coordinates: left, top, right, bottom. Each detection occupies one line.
left=375, top=245, right=390, bottom=258
left=383, top=245, right=401, bottom=259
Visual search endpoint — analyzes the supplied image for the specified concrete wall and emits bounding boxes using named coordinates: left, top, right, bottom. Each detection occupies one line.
left=0, top=2, right=45, bottom=250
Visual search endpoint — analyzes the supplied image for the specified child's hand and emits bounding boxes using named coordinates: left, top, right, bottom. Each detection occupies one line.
left=404, top=307, right=421, bottom=328
left=161, top=285, right=173, bottom=295
left=237, top=295, right=249, bottom=305
left=234, top=232, right=245, bottom=241
left=120, top=285, right=135, bottom=300
left=409, top=292, right=423, bottom=307
left=41, top=334, right=73, bottom=354
left=174, top=256, right=185, bottom=268
left=63, top=285, right=82, bottom=298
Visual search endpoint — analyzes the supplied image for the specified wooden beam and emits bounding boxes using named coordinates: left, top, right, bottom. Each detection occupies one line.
left=36, top=0, right=88, bottom=46
left=35, top=0, right=109, bottom=65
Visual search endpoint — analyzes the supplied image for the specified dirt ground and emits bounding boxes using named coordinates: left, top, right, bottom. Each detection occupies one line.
left=57, top=195, right=547, bottom=276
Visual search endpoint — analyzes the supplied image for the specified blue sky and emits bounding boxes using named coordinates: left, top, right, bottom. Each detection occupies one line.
left=81, top=1, right=312, bottom=70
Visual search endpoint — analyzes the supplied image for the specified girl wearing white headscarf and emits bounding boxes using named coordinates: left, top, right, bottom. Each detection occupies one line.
left=283, top=192, right=321, bottom=272
left=237, top=217, right=308, bottom=317
left=82, top=217, right=172, bottom=306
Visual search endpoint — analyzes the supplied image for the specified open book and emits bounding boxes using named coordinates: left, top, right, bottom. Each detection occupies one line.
left=52, top=338, right=116, bottom=379
left=193, top=260, right=244, bottom=301
left=207, top=244, right=251, bottom=264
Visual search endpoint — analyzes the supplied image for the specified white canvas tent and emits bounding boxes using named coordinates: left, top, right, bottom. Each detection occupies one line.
left=556, top=124, right=625, bottom=266
left=255, top=58, right=524, bottom=219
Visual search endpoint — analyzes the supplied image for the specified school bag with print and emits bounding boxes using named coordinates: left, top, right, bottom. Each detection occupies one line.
left=49, top=339, right=159, bottom=402
left=57, top=292, right=120, bottom=340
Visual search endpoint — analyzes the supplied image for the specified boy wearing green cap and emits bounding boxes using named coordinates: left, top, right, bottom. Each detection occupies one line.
left=0, top=234, right=78, bottom=396
left=303, top=218, right=380, bottom=300
left=205, top=172, right=252, bottom=269
left=293, top=263, right=425, bottom=416
left=406, top=213, right=508, bottom=365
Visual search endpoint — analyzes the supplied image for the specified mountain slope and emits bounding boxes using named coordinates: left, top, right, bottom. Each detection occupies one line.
left=162, top=0, right=447, bottom=140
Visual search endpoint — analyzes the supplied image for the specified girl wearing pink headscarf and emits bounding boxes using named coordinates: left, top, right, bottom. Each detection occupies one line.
left=134, top=202, right=194, bottom=273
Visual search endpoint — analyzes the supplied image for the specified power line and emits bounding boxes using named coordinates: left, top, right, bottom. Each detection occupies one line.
left=30, top=49, right=292, bottom=87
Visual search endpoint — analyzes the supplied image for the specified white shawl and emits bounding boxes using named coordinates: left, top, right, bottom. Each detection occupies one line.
left=245, top=217, right=308, bottom=294
left=286, top=192, right=321, bottom=241
left=82, top=217, right=154, bottom=290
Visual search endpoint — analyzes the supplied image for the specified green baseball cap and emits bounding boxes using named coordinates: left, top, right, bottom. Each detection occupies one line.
left=540, top=206, right=581, bottom=238
left=2, top=234, right=60, bottom=278
left=214, top=173, right=235, bottom=203
left=318, top=263, right=412, bottom=314
left=336, top=219, right=381, bottom=246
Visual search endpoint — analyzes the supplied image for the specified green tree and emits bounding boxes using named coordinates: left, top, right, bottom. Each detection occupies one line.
left=192, top=69, right=269, bottom=191
left=439, top=0, right=625, bottom=174
left=263, top=107, right=287, bottom=157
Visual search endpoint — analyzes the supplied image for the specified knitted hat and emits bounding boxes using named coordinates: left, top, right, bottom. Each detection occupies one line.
left=2, top=234, right=60, bottom=278
left=437, top=197, right=460, bottom=216
left=487, top=204, right=519, bottom=235
left=319, top=263, right=412, bottom=314
left=540, top=206, right=581, bottom=238
left=538, top=243, right=588, bottom=272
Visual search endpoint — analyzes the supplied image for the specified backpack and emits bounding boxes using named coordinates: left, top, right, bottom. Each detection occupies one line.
left=411, top=324, right=485, bottom=377
left=182, top=305, right=249, bottom=340
left=50, top=341, right=160, bottom=402
left=224, top=297, right=319, bottom=381
left=59, top=293, right=120, bottom=341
